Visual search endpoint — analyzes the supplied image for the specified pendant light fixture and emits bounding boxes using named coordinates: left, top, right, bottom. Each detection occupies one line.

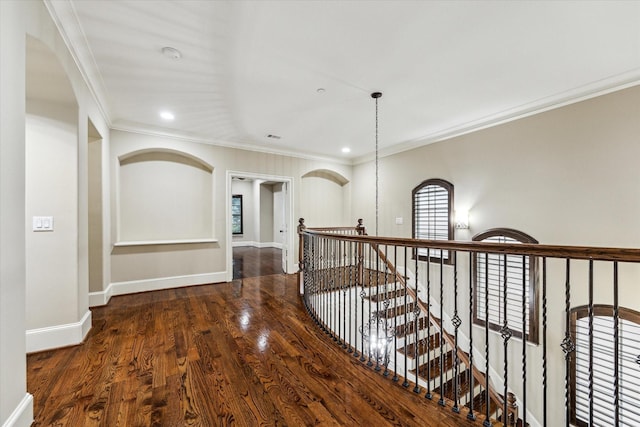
left=371, top=92, right=382, bottom=236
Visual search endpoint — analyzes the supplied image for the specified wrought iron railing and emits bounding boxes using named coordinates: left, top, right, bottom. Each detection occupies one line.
left=298, top=218, right=640, bottom=427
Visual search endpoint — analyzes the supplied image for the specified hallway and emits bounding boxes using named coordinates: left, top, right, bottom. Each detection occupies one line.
left=233, top=247, right=283, bottom=279
left=26, top=272, right=482, bottom=425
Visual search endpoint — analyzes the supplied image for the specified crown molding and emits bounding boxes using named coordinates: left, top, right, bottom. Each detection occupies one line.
left=353, top=70, right=640, bottom=165
left=110, top=122, right=352, bottom=166
left=43, top=0, right=112, bottom=126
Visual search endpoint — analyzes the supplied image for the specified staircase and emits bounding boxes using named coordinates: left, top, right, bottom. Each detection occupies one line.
left=364, top=277, right=524, bottom=426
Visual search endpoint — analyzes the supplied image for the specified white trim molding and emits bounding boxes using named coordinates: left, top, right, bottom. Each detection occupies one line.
left=89, top=272, right=226, bottom=307
left=231, top=241, right=283, bottom=249
left=1, top=393, right=33, bottom=427
left=26, top=310, right=92, bottom=353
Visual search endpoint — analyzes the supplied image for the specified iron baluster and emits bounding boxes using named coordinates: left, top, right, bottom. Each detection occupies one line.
left=392, top=245, right=399, bottom=382
left=501, top=253, right=511, bottom=426
left=588, top=259, right=594, bottom=427
left=414, top=250, right=420, bottom=393
left=521, top=255, right=527, bottom=427
left=561, top=259, right=574, bottom=427
left=542, top=257, right=547, bottom=427
left=439, top=251, right=445, bottom=406
left=426, top=250, right=432, bottom=399
left=335, top=238, right=339, bottom=342
left=373, top=247, right=380, bottom=370
left=467, top=253, right=476, bottom=421
left=403, top=246, right=409, bottom=388
left=613, top=261, right=619, bottom=426
left=353, top=239, right=360, bottom=358
left=359, top=246, right=366, bottom=362
left=483, top=252, right=491, bottom=427
left=452, top=252, right=461, bottom=413
left=383, top=244, right=390, bottom=376
left=342, top=240, right=347, bottom=348
left=348, top=240, right=354, bottom=353
left=367, top=246, right=374, bottom=367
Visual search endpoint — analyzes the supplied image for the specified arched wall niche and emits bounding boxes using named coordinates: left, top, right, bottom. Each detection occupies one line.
left=116, top=148, right=215, bottom=243
left=301, top=168, right=349, bottom=186
left=300, top=168, right=351, bottom=227
left=119, top=148, right=213, bottom=172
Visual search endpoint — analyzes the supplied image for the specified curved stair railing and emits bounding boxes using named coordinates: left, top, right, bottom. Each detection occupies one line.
left=298, top=218, right=640, bottom=427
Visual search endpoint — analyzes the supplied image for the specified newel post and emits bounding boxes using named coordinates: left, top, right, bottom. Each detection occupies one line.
left=297, top=218, right=306, bottom=272
left=355, top=219, right=365, bottom=287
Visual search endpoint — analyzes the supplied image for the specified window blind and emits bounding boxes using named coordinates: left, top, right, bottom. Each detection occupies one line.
left=574, top=314, right=640, bottom=427
left=475, top=235, right=530, bottom=337
left=413, top=182, right=451, bottom=261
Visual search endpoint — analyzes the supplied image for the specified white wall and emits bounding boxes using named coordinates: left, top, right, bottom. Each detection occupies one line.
left=0, top=1, right=31, bottom=425
left=25, top=102, right=78, bottom=330
left=300, top=170, right=350, bottom=227
left=118, top=151, right=213, bottom=242
left=259, top=183, right=274, bottom=244
left=88, top=127, right=103, bottom=294
left=351, top=84, right=640, bottom=424
left=0, top=8, right=110, bottom=421
left=273, top=182, right=285, bottom=246
left=231, top=179, right=256, bottom=243
left=109, top=129, right=352, bottom=288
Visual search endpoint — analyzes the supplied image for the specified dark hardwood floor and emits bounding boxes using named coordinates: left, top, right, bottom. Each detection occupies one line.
left=27, top=252, right=490, bottom=426
left=233, top=247, right=283, bottom=279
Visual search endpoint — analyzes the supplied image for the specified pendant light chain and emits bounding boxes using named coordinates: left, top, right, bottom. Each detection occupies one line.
left=371, top=92, right=382, bottom=236
left=375, top=96, right=379, bottom=236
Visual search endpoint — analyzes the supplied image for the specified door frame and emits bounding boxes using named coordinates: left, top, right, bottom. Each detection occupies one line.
left=226, top=170, right=295, bottom=281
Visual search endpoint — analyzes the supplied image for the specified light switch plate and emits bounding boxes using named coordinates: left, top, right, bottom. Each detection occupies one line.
left=33, top=216, right=54, bottom=231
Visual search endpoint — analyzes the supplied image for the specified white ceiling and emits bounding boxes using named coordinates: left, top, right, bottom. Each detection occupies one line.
left=47, top=0, right=640, bottom=162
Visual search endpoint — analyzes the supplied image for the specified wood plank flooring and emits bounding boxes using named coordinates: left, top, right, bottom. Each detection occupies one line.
left=28, top=267, right=490, bottom=425
left=233, top=247, right=283, bottom=279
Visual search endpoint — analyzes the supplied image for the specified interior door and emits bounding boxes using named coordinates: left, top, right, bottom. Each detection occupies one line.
left=280, top=182, right=288, bottom=273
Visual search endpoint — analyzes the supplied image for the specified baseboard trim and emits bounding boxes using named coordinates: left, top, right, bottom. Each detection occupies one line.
left=26, top=310, right=92, bottom=353
left=88, top=283, right=113, bottom=307
left=90, top=272, right=227, bottom=307
left=232, top=241, right=283, bottom=249
left=1, top=393, right=33, bottom=427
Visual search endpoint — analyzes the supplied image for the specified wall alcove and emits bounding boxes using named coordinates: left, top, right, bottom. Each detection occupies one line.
left=116, top=149, right=215, bottom=244
left=300, top=168, right=350, bottom=227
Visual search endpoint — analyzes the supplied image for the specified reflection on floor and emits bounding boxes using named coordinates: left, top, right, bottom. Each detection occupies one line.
left=233, top=246, right=283, bottom=279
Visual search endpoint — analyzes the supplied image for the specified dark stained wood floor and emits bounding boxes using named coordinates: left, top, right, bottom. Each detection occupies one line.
left=233, top=247, right=283, bottom=279
left=27, top=254, right=490, bottom=426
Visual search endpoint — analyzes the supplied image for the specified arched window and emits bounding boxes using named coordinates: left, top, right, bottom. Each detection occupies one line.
left=412, top=179, right=454, bottom=263
left=472, top=228, right=539, bottom=343
left=570, top=305, right=640, bottom=426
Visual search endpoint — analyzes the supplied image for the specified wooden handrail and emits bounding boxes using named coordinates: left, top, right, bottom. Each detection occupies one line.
left=301, top=230, right=640, bottom=263
left=299, top=220, right=640, bottom=425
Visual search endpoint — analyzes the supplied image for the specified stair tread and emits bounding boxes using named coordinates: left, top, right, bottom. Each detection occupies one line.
left=366, top=288, right=406, bottom=302
left=409, top=348, right=455, bottom=379
left=374, top=302, right=417, bottom=319
left=398, top=332, right=442, bottom=358
left=433, top=368, right=472, bottom=401
left=467, top=391, right=499, bottom=418
left=395, top=316, right=429, bottom=338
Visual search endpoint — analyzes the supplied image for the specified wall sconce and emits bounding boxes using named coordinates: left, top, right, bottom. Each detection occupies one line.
left=455, top=210, right=469, bottom=229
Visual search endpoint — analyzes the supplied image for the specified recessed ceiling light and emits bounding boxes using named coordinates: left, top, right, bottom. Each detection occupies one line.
left=160, top=111, right=175, bottom=121
left=316, top=88, right=326, bottom=93
left=266, top=134, right=281, bottom=139
left=161, top=46, right=182, bottom=60
left=342, top=147, right=351, bottom=153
